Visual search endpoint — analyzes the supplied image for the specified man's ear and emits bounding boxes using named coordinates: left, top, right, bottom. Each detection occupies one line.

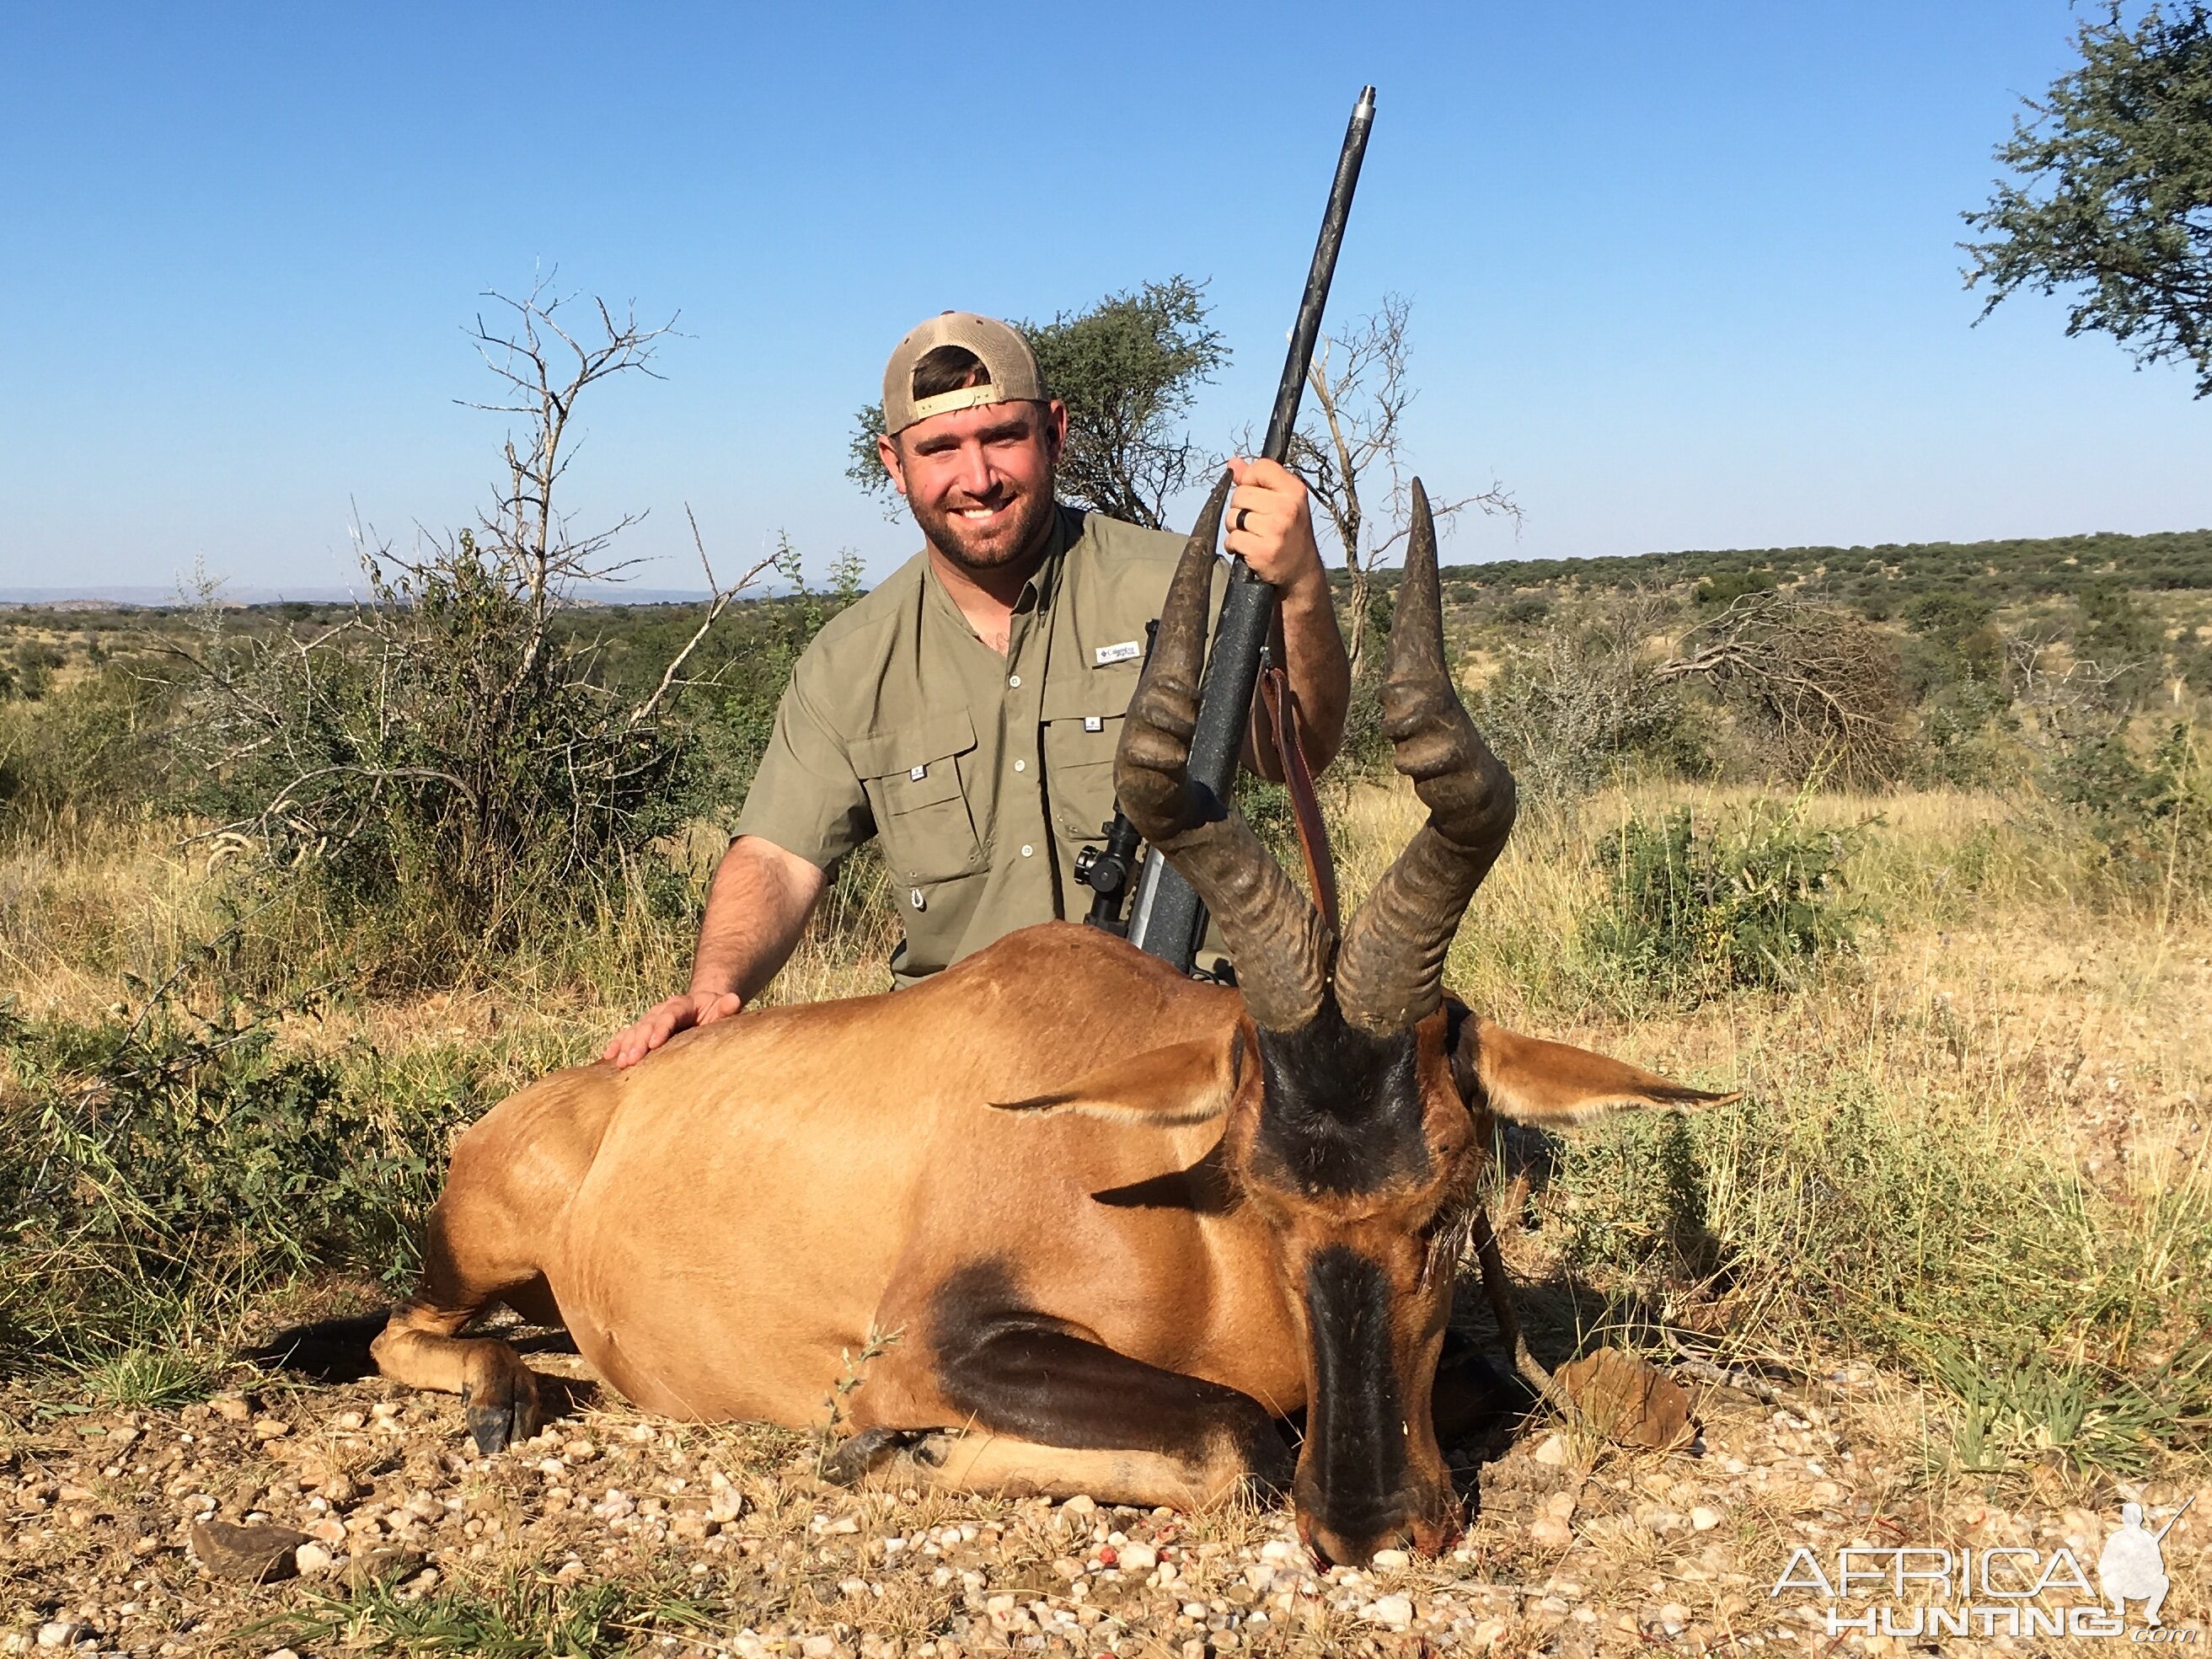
left=991, top=1029, right=1244, bottom=1127
left=877, top=431, right=910, bottom=498
left=1451, top=1009, right=1738, bottom=1125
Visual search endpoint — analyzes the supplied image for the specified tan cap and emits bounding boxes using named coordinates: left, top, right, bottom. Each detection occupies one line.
left=881, top=311, right=1044, bottom=436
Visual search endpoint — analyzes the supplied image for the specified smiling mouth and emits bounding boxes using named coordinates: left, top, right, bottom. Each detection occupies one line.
left=953, top=500, right=1013, bottom=524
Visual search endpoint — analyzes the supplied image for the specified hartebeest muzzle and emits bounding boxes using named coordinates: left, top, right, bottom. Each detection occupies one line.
left=1117, top=472, right=1518, bottom=1564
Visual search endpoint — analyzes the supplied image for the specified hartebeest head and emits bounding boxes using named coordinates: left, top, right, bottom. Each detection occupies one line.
left=1079, top=474, right=1716, bottom=1565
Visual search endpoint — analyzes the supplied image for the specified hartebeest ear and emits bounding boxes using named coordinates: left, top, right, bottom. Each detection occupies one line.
left=989, top=1030, right=1245, bottom=1127
left=1454, top=1014, right=1738, bottom=1124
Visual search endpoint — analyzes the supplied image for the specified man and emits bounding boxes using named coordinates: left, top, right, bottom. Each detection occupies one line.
left=604, top=311, right=1349, bottom=1068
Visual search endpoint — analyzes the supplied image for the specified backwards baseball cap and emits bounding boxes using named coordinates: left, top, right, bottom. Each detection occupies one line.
left=881, top=311, right=1045, bottom=436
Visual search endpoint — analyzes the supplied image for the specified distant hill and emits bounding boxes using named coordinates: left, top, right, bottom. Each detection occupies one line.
left=1440, top=527, right=2212, bottom=608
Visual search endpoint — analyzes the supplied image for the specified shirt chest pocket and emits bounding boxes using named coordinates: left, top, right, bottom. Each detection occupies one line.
left=851, top=712, right=986, bottom=885
left=1041, top=706, right=1126, bottom=844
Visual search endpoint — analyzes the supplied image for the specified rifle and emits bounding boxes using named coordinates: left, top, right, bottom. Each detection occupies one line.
left=1076, top=85, right=1376, bottom=967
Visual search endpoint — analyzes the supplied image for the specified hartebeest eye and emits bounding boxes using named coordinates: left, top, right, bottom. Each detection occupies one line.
left=1415, top=1198, right=1479, bottom=1290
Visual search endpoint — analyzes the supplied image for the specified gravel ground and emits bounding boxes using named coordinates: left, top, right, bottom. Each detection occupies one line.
left=4, top=1342, right=2206, bottom=1658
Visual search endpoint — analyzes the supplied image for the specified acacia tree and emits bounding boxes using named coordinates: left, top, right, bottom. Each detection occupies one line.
left=849, top=276, right=1228, bottom=528
left=1283, top=296, right=1515, bottom=682
left=1963, top=2, right=2212, bottom=395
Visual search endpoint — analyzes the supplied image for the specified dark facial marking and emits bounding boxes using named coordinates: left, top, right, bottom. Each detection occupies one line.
left=927, top=1259, right=1288, bottom=1480
left=1253, top=1004, right=1429, bottom=1196
left=1302, top=1244, right=1409, bottom=1541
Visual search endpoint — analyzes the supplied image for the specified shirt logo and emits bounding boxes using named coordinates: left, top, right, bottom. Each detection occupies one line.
left=1093, top=640, right=1143, bottom=666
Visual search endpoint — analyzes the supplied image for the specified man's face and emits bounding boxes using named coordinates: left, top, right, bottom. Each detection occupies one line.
left=879, top=398, right=1068, bottom=574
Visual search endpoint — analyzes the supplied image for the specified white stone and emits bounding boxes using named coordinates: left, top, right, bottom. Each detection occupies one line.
left=1690, top=1506, right=1723, bottom=1531
left=1061, top=1494, right=1096, bottom=1515
left=1532, top=1433, right=1569, bottom=1466
left=800, top=1639, right=837, bottom=1659
left=35, top=1626, right=83, bottom=1651
left=294, top=1542, right=335, bottom=1575
left=1364, top=1594, right=1415, bottom=1630
left=1529, top=1516, right=1572, bottom=1550
left=1369, top=1547, right=1411, bottom=1571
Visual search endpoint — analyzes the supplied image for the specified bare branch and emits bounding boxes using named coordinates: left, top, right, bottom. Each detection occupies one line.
left=629, top=506, right=779, bottom=725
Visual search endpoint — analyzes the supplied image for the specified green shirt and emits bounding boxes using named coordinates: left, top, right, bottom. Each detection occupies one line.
left=735, top=506, right=1222, bottom=985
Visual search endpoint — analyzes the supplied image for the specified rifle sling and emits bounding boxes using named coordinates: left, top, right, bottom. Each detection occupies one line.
left=1259, top=662, right=1340, bottom=938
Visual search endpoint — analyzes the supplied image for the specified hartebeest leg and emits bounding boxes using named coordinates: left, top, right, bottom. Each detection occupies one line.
left=831, top=1426, right=1275, bottom=1512
left=372, top=1069, right=613, bottom=1455
left=832, top=1287, right=1293, bottom=1509
left=1469, top=1205, right=1566, bottom=1409
left=370, top=1196, right=549, bottom=1455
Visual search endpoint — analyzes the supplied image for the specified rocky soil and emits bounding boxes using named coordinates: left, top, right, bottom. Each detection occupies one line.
left=4, top=1341, right=2206, bottom=1658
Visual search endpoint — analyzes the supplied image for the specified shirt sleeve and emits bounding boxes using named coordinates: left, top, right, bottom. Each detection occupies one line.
left=733, top=663, right=874, bottom=870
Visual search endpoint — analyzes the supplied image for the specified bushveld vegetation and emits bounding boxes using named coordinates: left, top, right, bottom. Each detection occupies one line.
left=5, top=518, right=2209, bottom=1461
left=4, top=527, right=2209, bottom=1651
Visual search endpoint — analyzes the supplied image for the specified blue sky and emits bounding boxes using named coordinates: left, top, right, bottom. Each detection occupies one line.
left=3, top=2, right=2206, bottom=596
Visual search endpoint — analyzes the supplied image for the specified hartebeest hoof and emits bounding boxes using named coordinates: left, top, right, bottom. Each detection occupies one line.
left=460, top=1366, right=542, bottom=1456
left=822, top=1426, right=940, bottom=1487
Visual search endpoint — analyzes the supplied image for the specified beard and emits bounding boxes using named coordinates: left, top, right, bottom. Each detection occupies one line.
left=909, top=474, right=1058, bottom=575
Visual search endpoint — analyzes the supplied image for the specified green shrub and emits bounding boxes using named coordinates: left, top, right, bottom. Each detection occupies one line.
left=0, top=993, right=479, bottom=1369
left=2052, top=720, right=2212, bottom=892
left=0, top=658, right=179, bottom=842
left=1580, top=802, right=1865, bottom=999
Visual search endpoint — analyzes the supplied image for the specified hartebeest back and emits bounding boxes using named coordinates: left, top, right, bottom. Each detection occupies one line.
left=371, top=476, right=1733, bottom=1567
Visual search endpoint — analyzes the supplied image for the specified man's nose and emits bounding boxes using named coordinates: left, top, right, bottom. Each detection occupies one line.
left=949, top=442, right=996, bottom=501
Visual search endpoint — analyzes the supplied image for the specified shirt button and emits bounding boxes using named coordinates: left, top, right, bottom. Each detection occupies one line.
left=1013, top=758, right=1026, bottom=773
left=1007, top=673, right=1021, bottom=688
left=1020, top=844, right=1034, bottom=858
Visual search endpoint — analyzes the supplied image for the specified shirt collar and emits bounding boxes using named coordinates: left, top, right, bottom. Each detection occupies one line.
left=1020, top=504, right=1079, bottom=614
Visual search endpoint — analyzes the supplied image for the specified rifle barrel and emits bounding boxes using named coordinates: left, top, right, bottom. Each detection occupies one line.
left=1128, top=85, right=1375, bottom=970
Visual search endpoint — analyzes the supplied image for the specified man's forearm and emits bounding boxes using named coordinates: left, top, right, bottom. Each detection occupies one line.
left=690, top=836, right=827, bottom=1004
left=1279, top=575, right=1350, bottom=770
left=1245, top=574, right=1351, bottom=781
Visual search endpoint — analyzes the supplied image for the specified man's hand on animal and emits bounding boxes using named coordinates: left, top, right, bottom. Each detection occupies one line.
left=603, top=834, right=825, bottom=1068
left=599, top=989, right=742, bottom=1068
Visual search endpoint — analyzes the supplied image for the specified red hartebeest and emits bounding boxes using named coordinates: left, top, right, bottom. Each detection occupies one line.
left=372, top=477, right=1730, bottom=1565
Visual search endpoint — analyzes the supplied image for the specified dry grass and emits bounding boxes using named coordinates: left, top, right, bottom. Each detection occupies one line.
left=4, top=777, right=2210, bottom=1651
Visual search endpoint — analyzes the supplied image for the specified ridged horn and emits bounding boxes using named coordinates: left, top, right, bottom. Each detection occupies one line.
left=1333, top=479, right=1517, bottom=1034
left=1115, top=472, right=1330, bottom=1032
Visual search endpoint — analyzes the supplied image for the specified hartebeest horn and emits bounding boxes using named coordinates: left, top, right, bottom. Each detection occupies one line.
left=1117, top=473, right=1331, bottom=1033
left=1333, top=479, right=1518, bottom=1034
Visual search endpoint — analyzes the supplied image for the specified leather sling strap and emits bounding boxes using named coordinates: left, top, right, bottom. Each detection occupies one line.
left=1259, top=661, right=1341, bottom=938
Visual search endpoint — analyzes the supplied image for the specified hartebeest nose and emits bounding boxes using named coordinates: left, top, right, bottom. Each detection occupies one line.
left=1295, top=1490, right=1463, bottom=1570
